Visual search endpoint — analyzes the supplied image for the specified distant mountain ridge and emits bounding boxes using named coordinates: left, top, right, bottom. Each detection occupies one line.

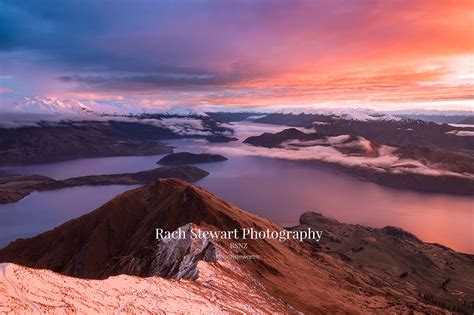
left=0, top=96, right=208, bottom=117
left=459, top=116, right=474, bottom=125
left=3, top=96, right=473, bottom=126
left=3, top=95, right=473, bottom=120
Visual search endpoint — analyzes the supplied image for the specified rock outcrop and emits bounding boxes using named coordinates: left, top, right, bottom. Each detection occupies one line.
left=151, top=224, right=217, bottom=279
left=125, top=223, right=218, bottom=280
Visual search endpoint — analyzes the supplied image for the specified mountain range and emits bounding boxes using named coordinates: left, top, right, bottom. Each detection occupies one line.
left=3, top=97, right=472, bottom=124
left=0, top=97, right=208, bottom=117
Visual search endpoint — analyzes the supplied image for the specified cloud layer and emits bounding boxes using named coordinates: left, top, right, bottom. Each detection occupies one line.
left=1, top=0, right=473, bottom=108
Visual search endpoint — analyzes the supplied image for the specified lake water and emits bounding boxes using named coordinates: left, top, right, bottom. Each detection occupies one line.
left=1, top=122, right=473, bottom=253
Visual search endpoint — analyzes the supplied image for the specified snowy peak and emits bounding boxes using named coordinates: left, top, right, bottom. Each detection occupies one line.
left=277, top=107, right=402, bottom=122
left=0, top=96, right=208, bottom=117
left=154, top=105, right=208, bottom=117
left=6, top=97, right=93, bottom=115
left=203, top=106, right=403, bottom=122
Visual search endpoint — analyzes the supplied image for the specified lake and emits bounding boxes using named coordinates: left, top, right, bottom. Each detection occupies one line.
left=1, top=122, right=473, bottom=253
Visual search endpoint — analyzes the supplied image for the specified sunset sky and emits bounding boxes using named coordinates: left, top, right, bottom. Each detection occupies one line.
left=0, top=0, right=473, bottom=110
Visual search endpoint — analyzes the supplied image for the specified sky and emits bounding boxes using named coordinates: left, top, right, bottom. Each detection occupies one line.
left=0, top=0, right=473, bottom=110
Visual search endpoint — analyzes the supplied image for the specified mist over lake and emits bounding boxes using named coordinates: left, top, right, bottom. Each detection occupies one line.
left=1, top=122, right=472, bottom=253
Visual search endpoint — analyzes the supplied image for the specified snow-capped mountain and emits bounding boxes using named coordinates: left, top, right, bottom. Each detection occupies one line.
left=276, top=107, right=402, bottom=121
left=152, top=105, right=208, bottom=117
left=0, top=96, right=208, bottom=117
left=387, top=109, right=474, bottom=116
left=3, top=97, right=93, bottom=115
left=199, top=105, right=403, bottom=122
left=3, top=96, right=469, bottom=122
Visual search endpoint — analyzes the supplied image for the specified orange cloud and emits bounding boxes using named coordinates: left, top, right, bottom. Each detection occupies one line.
left=40, top=0, right=474, bottom=109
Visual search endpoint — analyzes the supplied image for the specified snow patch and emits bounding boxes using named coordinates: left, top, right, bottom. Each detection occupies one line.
left=275, top=107, right=402, bottom=122
left=246, top=115, right=267, bottom=120
left=446, top=130, right=474, bottom=137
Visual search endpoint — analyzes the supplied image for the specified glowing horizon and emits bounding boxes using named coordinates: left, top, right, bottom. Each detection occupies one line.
left=0, top=0, right=473, bottom=110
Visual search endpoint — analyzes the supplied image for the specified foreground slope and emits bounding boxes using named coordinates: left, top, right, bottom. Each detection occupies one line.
left=0, top=179, right=472, bottom=313
left=0, top=261, right=291, bottom=313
